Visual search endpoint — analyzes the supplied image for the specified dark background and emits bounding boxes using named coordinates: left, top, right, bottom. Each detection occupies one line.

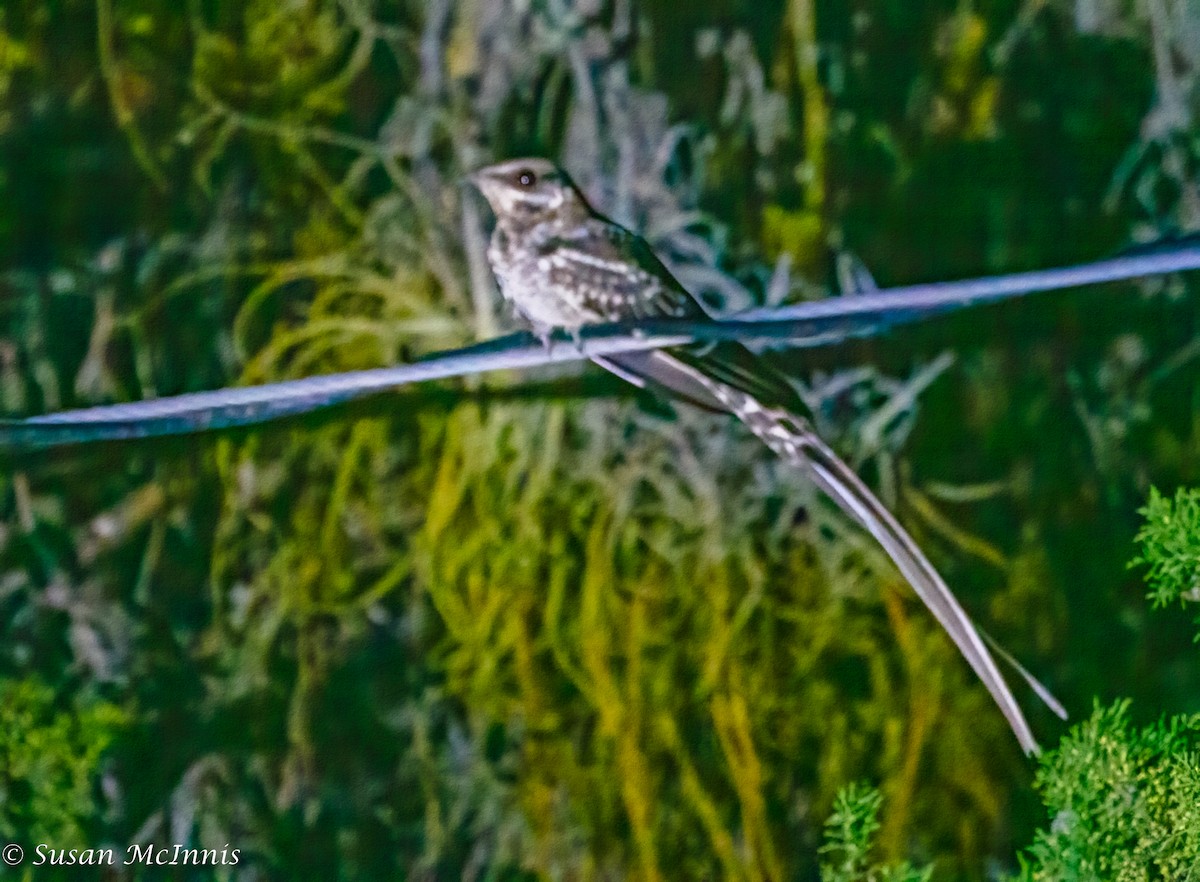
left=1, top=0, right=1198, bottom=878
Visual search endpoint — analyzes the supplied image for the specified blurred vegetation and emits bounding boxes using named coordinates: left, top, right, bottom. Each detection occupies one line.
left=1, top=0, right=1199, bottom=879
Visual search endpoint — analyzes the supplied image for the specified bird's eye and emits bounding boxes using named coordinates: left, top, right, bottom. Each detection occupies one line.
left=515, top=169, right=536, bottom=188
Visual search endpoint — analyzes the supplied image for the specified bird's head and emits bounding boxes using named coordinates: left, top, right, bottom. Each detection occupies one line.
left=468, top=158, right=587, bottom=226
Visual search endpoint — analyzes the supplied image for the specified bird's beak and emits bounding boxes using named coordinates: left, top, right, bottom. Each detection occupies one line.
left=464, top=168, right=489, bottom=190
left=464, top=169, right=501, bottom=214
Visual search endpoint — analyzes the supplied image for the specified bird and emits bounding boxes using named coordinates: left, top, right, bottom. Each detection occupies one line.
left=469, top=157, right=1060, bottom=755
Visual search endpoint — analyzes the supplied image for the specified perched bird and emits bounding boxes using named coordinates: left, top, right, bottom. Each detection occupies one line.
left=470, top=157, right=1058, bottom=754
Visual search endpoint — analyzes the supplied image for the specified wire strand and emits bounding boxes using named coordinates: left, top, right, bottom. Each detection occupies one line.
left=3, top=242, right=1199, bottom=449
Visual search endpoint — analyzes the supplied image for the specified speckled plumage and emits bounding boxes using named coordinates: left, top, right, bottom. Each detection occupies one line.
left=470, top=158, right=1052, bottom=755
left=483, top=186, right=699, bottom=336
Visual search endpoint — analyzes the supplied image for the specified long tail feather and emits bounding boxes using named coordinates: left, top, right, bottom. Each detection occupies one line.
left=788, top=424, right=1040, bottom=753
left=732, top=393, right=1042, bottom=753
left=594, top=348, right=1057, bottom=754
left=978, top=627, right=1068, bottom=721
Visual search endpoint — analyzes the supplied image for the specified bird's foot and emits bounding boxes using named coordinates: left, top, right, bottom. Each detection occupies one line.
left=530, top=323, right=554, bottom=353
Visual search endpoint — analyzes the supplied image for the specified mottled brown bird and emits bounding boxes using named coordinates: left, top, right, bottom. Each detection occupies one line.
left=471, top=157, right=1057, bottom=754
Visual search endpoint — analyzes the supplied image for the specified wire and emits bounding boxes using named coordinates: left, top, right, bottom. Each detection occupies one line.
left=3, top=241, right=1199, bottom=450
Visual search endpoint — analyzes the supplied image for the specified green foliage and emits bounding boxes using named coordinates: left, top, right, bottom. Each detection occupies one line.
left=1014, top=701, right=1200, bottom=881
left=1013, top=488, right=1200, bottom=878
left=0, top=678, right=125, bottom=847
left=1131, top=486, right=1200, bottom=612
left=819, top=782, right=932, bottom=882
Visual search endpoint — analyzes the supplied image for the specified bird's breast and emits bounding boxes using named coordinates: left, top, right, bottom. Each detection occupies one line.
left=488, top=228, right=603, bottom=331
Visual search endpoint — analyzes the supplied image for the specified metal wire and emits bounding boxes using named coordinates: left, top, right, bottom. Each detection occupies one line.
left=3, top=241, right=1198, bottom=449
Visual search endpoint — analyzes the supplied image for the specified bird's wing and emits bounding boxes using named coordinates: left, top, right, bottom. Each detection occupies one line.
left=667, top=341, right=807, bottom=411
left=592, top=351, right=726, bottom=411
left=551, top=218, right=813, bottom=412
left=541, top=220, right=707, bottom=322
left=596, top=341, right=804, bottom=414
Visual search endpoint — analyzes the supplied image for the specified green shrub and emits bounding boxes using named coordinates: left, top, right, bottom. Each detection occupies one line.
left=1011, top=487, right=1200, bottom=879
left=820, top=782, right=932, bottom=882
left=0, top=678, right=125, bottom=847
left=1013, top=701, right=1200, bottom=880
left=1131, top=486, right=1200, bottom=614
